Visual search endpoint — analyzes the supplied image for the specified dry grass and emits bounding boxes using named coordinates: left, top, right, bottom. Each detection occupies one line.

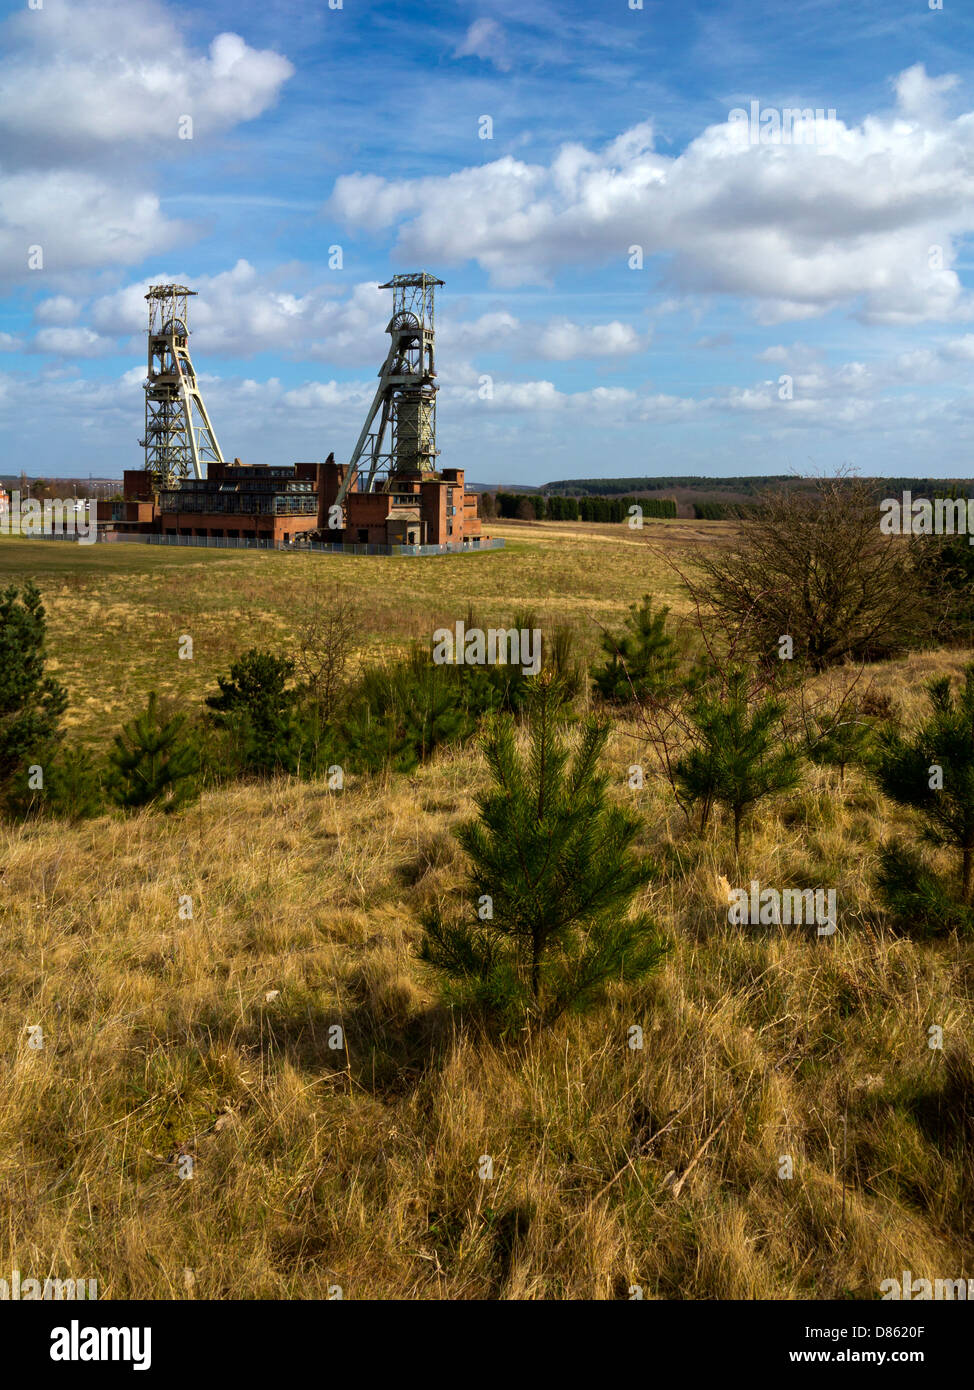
left=0, top=528, right=971, bottom=1299
left=0, top=522, right=689, bottom=742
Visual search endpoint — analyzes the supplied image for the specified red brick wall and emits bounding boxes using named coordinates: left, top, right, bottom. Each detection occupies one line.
left=157, top=512, right=319, bottom=541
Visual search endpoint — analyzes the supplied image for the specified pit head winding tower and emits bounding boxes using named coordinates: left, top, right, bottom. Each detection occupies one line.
left=140, top=285, right=223, bottom=488
left=334, top=272, right=444, bottom=504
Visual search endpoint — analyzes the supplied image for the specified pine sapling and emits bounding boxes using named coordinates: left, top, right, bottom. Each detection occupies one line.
left=806, top=709, right=873, bottom=786
left=592, top=594, right=679, bottom=704
left=674, top=667, right=802, bottom=854
left=419, top=674, right=667, bottom=1033
left=106, top=692, right=198, bottom=813
left=873, top=665, right=974, bottom=905
left=206, top=648, right=303, bottom=777
left=0, top=581, right=68, bottom=812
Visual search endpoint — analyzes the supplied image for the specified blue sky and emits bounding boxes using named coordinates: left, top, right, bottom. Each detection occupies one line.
left=1, top=0, right=974, bottom=484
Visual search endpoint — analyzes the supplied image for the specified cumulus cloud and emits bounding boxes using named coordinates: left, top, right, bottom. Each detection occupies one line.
left=26, top=264, right=648, bottom=366
left=86, top=263, right=385, bottom=362
left=0, top=0, right=293, bottom=165
left=0, top=0, right=293, bottom=284
left=33, top=295, right=80, bottom=325
left=3, top=339, right=972, bottom=480
left=32, top=326, right=115, bottom=357
left=0, top=170, right=187, bottom=278
left=942, top=334, right=974, bottom=361
left=282, top=380, right=375, bottom=410
left=535, top=319, right=642, bottom=359
left=441, top=309, right=646, bottom=360
left=329, top=64, right=974, bottom=323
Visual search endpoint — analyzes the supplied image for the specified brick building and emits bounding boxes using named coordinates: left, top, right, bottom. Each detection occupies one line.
left=316, top=458, right=481, bottom=546
left=97, top=457, right=484, bottom=548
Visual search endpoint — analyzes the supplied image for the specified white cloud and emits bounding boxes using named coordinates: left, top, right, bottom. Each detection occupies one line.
left=756, top=342, right=823, bottom=365
left=32, top=326, right=115, bottom=357
left=3, top=340, right=973, bottom=480
left=442, top=309, right=645, bottom=360
left=88, top=263, right=383, bottom=362
left=0, top=170, right=188, bottom=280
left=449, top=377, right=645, bottom=415
left=942, top=334, right=974, bottom=361
left=34, top=295, right=80, bottom=325
left=454, top=18, right=511, bottom=72
left=78, top=264, right=649, bottom=366
left=0, top=0, right=293, bottom=164
left=329, top=64, right=974, bottom=323
left=536, top=319, right=642, bottom=359
left=0, top=0, right=293, bottom=284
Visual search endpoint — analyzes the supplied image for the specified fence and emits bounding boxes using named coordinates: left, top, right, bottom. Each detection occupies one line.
left=27, top=530, right=505, bottom=558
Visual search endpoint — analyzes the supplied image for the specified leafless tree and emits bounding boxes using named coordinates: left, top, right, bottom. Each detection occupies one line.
left=686, top=474, right=932, bottom=671
left=294, top=575, right=357, bottom=711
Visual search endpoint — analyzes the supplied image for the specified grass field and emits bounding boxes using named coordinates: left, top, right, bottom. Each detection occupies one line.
left=0, top=520, right=718, bottom=742
left=0, top=522, right=971, bottom=1299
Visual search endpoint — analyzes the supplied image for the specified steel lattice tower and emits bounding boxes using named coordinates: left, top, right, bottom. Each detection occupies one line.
left=140, top=285, right=223, bottom=487
left=335, top=272, right=443, bottom=504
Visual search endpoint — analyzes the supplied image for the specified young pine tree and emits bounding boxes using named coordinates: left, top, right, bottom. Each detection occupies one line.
left=206, top=648, right=303, bottom=777
left=873, top=665, right=974, bottom=905
left=874, top=842, right=974, bottom=937
left=805, top=709, right=873, bottom=786
left=0, top=581, right=68, bottom=812
left=674, top=667, right=802, bottom=854
left=419, top=675, right=667, bottom=1033
left=106, top=693, right=198, bottom=813
left=592, top=594, right=679, bottom=704
left=343, top=650, right=477, bottom=774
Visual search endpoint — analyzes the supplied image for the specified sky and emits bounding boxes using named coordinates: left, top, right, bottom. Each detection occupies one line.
left=1, top=0, right=974, bottom=485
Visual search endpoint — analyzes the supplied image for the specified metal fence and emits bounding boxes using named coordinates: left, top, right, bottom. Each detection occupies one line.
left=28, top=530, right=505, bottom=558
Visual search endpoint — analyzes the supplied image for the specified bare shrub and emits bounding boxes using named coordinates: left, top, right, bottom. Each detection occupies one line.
left=293, top=576, right=357, bottom=710
left=687, top=474, right=933, bottom=671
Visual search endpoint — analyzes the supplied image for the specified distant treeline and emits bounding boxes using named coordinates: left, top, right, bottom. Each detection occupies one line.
left=692, top=501, right=759, bottom=520
left=544, top=476, right=791, bottom=496
left=542, top=474, right=974, bottom=500
left=869, top=478, right=974, bottom=498
left=492, top=492, right=677, bottom=522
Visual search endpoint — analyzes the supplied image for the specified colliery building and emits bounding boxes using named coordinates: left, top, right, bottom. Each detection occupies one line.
left=97, top=274, right=488, bottom=552
left=101, top=456, right=483, bottom=548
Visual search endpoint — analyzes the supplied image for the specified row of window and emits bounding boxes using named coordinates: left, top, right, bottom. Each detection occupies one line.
left=157, top=493, right=317, bottom=515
